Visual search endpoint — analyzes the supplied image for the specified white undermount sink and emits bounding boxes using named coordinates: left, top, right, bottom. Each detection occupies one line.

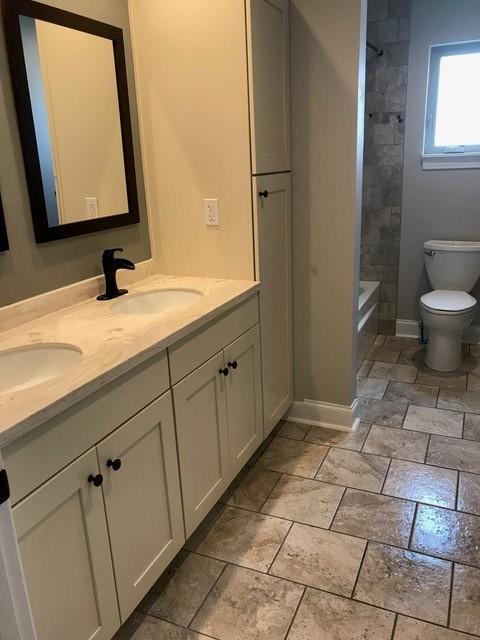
left=0, top=343, right=83, bottom=394
left=112, top=288, right=204, bottom=315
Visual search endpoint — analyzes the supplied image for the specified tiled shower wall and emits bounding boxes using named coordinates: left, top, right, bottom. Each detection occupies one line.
left=360, top=0, right=411, bottom=334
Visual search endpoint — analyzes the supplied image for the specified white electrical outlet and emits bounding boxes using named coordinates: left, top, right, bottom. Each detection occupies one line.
left=204, top=199, right=219, bottom=226
left=85, top=197, right=99, bottom=219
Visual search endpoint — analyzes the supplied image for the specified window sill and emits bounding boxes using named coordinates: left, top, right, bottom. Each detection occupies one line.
left=422, top=153, right=480, bottom=170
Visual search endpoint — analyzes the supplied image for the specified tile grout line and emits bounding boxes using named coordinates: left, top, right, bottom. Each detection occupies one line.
left=266, top=519, right=294, bottom=574
left=282, top=585, right=307, bottom=640
left=390, top=613, right=398, bottom=640
left=446, top=562, right=455, bottom=630
left=406, top=502, right=419, bottom=550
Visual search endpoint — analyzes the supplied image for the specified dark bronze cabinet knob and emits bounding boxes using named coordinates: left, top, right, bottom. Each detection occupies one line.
left=88, top=473, right=104, bottom=487
left=259, top=190, right=269, bottom=198
left=219, top=367, right=229, bottom=376
left=107, top=458, right=122, bottom=471
left=228, top=361, right=238, bottom=370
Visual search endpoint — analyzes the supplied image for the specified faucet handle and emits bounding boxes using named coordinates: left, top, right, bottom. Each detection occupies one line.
left=102, top=247, right=123, bottom=263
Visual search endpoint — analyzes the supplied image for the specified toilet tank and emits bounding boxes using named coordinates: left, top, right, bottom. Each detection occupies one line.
left=424, top=240, right=480, bottom=291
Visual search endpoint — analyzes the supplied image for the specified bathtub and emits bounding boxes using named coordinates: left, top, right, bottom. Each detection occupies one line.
left=357, top=281, right=380, bottom=368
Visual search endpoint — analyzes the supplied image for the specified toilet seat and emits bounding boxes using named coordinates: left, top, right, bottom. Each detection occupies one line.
left=421, top=290, right=477, bottom=315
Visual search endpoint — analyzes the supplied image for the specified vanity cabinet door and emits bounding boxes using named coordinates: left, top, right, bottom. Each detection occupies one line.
left=97, top=391, right=184, bottom=622
left=173, top=352, right=230, bottom=537
left=247, top=0, right=290, bottom=174
left=13, top=449, right=119, bottom=640
left=253, top=173, right=293, bottom=436
left=224, top=325, right=263, bottom=475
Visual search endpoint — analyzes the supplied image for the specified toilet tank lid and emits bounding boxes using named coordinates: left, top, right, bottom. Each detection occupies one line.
left=424, top=240, right=480, bottom=252
left=421, top=290, right=477, bottom=312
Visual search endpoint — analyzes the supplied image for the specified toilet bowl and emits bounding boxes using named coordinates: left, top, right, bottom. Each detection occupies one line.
left=420, top=290, right=477, bottom=371
left=421, top=240, right=480, bottom=372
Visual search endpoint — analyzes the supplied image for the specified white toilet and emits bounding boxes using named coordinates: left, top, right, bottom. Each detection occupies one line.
left=420, top=240, right=480, bottom=372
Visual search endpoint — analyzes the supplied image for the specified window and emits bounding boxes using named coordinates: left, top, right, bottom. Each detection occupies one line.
left=423, top=40, right=480, bottom=169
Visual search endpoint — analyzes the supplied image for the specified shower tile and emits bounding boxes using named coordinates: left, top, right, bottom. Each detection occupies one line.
left=369, top=362, right=417, bottom=383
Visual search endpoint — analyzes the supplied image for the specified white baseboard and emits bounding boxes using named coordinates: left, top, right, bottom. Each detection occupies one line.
left=396, top=318, right=480, bottom=344
left=285, top=398, right=359, bottom=432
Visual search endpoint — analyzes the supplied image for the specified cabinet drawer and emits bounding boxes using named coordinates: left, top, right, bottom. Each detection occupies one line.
left=169, top=295, right=259, bottom=384
left=3, top=351, right=169, bottom=505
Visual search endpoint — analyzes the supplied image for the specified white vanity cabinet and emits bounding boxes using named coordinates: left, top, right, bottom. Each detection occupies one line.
left=12, top=449, right=120, bottom=640
left=97, top=391, right=184, bottom=622
left=247, top=0, right=290, bottom=174
left=171, top=300, right=263, bottom=536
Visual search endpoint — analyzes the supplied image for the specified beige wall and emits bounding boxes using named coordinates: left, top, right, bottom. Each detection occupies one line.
left=291, top=0, right=366, bottom=406
left=398, top=0, right=480, bottom=323
left=0, top=0, right=150, bottom=307
left=128, top=0, right=254, bottom=281
left=36, top=20, right=128, bottom=223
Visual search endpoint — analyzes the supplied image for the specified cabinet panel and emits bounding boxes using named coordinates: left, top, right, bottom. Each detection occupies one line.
left=97, top=391, right=184, bottom=622
left=13, top=449, right=119, bottom=640
left=247, top=0, right=290, bottom=173
left=173, top=352, right=229, bottom=536
left=253, top=173, right=293, bottom=435
left=224, top=325, right=263, bottom=474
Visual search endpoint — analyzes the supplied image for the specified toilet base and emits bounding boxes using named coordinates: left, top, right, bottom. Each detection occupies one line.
left=425, top=328, right=463, bottom=372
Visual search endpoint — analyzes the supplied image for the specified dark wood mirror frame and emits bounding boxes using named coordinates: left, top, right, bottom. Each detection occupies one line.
left=1, top=0, right=140, bottom=243
left=0, top=196, right=9, bottom=252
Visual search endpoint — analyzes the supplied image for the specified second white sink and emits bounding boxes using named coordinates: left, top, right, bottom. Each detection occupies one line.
left=0, top=344, right=83, bottom=394
left=112, top=288, right=204, bottom=315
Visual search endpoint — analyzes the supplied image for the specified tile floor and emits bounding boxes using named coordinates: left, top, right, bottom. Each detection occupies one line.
left=115, top=335, right=480, bottom=640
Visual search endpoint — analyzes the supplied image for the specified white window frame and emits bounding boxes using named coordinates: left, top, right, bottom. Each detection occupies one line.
left=422, top=40, right=480, bottom=170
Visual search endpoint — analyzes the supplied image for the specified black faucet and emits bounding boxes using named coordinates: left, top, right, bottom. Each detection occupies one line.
left=97, top=248, right=135, bottom=300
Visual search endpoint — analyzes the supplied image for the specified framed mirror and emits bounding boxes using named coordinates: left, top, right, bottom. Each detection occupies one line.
left=0, top=195, right=9, bottom=252
left=1, top=0, right=139, bottom=243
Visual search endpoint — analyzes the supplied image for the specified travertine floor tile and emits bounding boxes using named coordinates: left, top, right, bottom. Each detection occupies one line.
left=316, top=448, right=389, bottom=493
left=358, top=359, right=374, bottom=377
left=398, top=347, right=426, bottom=367
left=261, top=475, right=344, bottom=528
left=427, top=435, right=480, bottom=473
left=450, top=564, right=480, bottom=636
left=357, top=398, right=408, bottom=427
left=115, top=614, right=211, bottom=639
left=196, top=507, right=290, bottom=571
left=463, top=413, right=480, bottom=441
left=275, top=421, right=310, bottom=441
left=416, top=367, right=467, bottom=390
left=467, top=373, right=480, bottom=391
left=384, top=381, right=437, bottom=408
left=191, top=565, right=304, bottom=640
left=369, top=362, right=418, bottom=383
left=331, top=488, right=415, bottom=548
left=383, top=459, right=457, bottom=508
left=305, top=422, right=370, bottom=451
left=226, top=467, right=281, bottom=512
left=363, top=424, right=428, bottom=463
left=437, top=389, right=480, bottom=414
left=367, top=346, right=401, bottom=363
left=394, top=616, right=477, bottom=639
left=270, top=523, right=366, bottom=596
left=256, top=437, right=328, bottom=478
left=353, top=542, right=452, bottom=625
left=139, top=552, right=224, bottom=626
left=373, top=335, right=387, bottom=347
left=287, top=588, right=395, bottom=640
left=183, top=503, right=225, bottom=551
left=385, top=336, right=420, bottom=349
left=403, top=405, right=463, bottom=437
left=411, top=505, right=480, bottom=567
left=458, top=472, right=480, bottom=516
left=357, top=377, right=389, bottom=399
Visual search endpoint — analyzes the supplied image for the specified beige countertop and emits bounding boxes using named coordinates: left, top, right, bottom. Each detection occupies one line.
left=0, top=273, right=259, bottom=446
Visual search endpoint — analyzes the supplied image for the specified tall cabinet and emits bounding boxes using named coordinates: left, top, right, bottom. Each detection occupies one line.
left=129, top=0, right=292, bottom=437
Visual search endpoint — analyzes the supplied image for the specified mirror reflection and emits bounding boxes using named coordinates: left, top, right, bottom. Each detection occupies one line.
left=19, top=17, right=128, bottom=227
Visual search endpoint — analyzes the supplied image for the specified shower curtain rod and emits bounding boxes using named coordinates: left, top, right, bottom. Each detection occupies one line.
left=367, top=40, right=384, bottom=56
